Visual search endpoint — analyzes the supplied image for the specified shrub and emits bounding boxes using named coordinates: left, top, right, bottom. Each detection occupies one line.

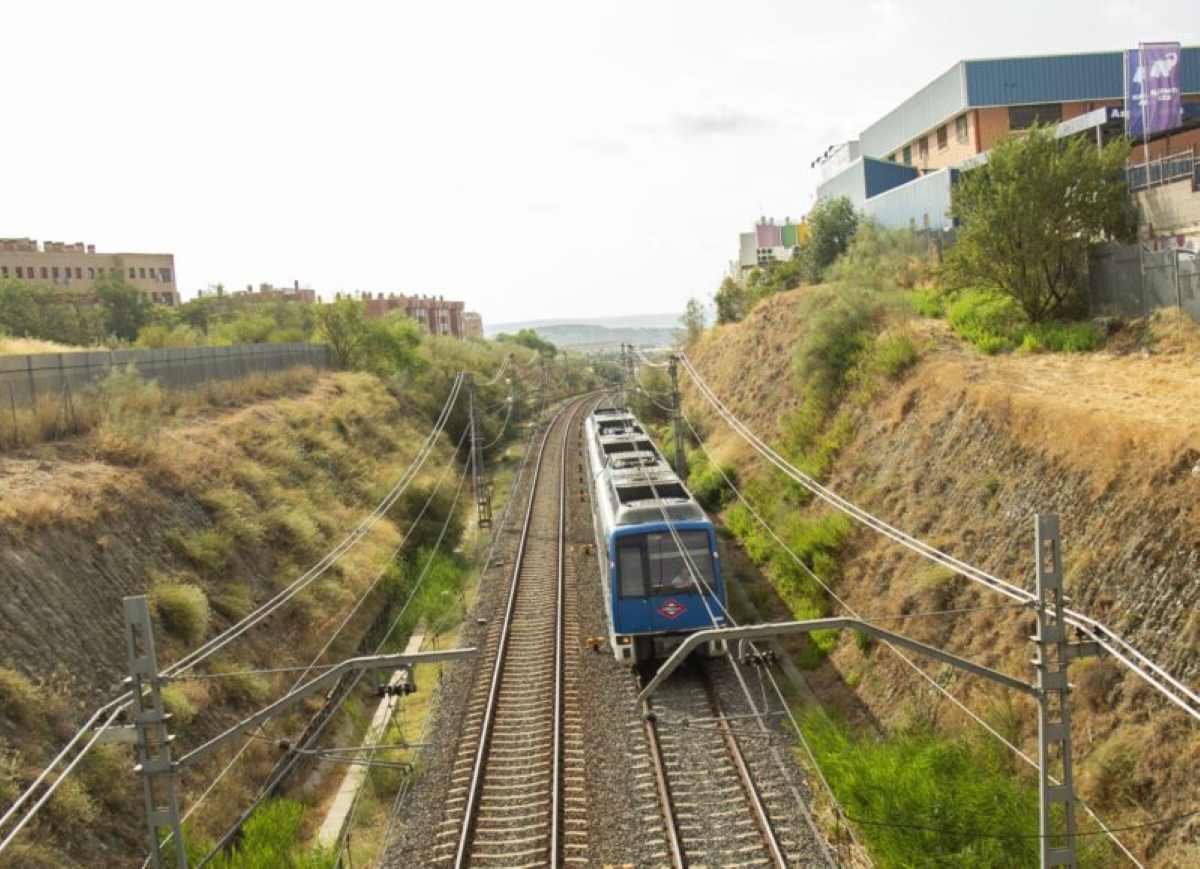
left=169, top=528, right=235, bottom=574
left=908, top=287, right=946, bottom=318
left=150, top=583, right=210, bottom=644
left=210, top=664, right=271, bottom=709
left=265, top=504, right=323, bottom=554
left=873, top=332, right=918, bottom=379
left=211, top=583, right=256, bottom=620
left=161, top=683, right=200, bottom=725
left=946, top=289, right=1025, bottom=353
left=47, top=775, right=99, bottom=827
left=0, top=739, right=20, bottom=805
left=95, top=365, right=166, bottom=456
left=209, top=798, right=336, bottom=869
left=1079, top=735, right=1140, bottom=811
left=827, top=220, right=934, bottom=292
left=1020, top=321, right=1103, bottom=353
left=688, top=454, right=738, bottom=512
left=793, top=288, right=881, bottom=407
left=0, top=668, right=40, bottom=726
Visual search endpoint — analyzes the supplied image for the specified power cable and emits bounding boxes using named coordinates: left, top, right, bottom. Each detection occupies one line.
left=676, top=405, right=1142, bottom=866
left=679, top=353, right=1199, bottom=724
left=184, top=434, right=473, bottom=868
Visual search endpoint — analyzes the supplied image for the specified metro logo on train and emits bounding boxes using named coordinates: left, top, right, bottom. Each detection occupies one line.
left=657, top=598, right=686, bottom=620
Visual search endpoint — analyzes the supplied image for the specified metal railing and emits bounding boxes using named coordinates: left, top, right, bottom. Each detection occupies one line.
left=1128, top=149, right=1196, bottom=191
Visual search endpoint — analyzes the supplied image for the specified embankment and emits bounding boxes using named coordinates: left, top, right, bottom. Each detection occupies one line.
left=683, top=287, right=1200, bottom=865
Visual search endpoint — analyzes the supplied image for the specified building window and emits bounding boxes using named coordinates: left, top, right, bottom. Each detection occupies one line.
left=1008, top=103, right=1062, bottom=131
left=902, top=144, right=912, bottom=165
left=918, top=136, right=929, bottom=162
left=88, top=267, right=95, bottom=279
left=955, top=114, right=969, bottom=144
left=139, top=267, right=146, bottom=279
left=15, top=267, right=22, bottom=278
left=936, top=125, right=948, bottom=150
left=52, top=266, right=59, bottom=279
left=888, top=153, right=897, bottom=163
left=161, top=268, right=171, bottom=282
left=0, top=266, right=6, bottom=278
left=40, top=267, right=48, bottom=279
left=129, top=268, right=136, bottom=279
left=74, top=267, right=82, bottom=279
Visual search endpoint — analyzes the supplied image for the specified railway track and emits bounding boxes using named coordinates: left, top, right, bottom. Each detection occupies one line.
left=430, top=399, right=588, bottom=867
left=642, top=658, right=822, bottom=868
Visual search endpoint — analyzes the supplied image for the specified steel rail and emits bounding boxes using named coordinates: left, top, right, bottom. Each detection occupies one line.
left=637, top=680, right=686, bottom=869
left=549, top=396, right=570, bottom=865
left=701, top=672, right=788, bottom=869
left=451, top=398, right=581, bottom=869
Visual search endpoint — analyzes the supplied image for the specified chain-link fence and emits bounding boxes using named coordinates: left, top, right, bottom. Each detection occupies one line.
left=0, top=342, right=330, bottom=409
left=1088, top=244, right=1200, bottom=321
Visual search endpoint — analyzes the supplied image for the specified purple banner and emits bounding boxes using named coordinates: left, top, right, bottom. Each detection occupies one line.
left=1126, top=43, right=1183, bottom=138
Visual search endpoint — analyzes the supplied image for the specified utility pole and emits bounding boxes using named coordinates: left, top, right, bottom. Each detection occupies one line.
left=619, top=343, right=627, bottom=408
left=668, top=354, right=687, bottom=481
left=1033, top=513, right=1092, bottom=868
left=466, top=375, right=492, bottom=529
left=124, top=596, right=187, bottom=869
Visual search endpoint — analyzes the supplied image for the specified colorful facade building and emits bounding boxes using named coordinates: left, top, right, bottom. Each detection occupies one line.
left=816, top=47, right=1200, bottom=237
left=0, top=237, right=178, bottom=305
left=732, top=217, right=809, bottom=279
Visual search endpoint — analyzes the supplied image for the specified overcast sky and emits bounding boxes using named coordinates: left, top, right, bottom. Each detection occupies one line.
left=4, top=1, right=1197, bottom=324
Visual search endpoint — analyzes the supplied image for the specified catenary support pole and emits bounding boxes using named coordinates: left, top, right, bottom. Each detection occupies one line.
left=467, top=375, right=492, bottom=528
left=124, top=596, right=188, bottom=869
left=668, top=354, right=687, bottom=481
left=1033, top=513, right=1084, bottom=868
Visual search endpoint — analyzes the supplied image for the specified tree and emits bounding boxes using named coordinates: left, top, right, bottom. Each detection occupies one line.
left=714, top=276, right=748, bottom=324
left=799, top=196, right=859, bottom=282
left=496, top=328, right=556, bottom=357
left=945, top=125, right=1135, bottom=321
left=315, top=298, right=423, bottom=375
left=95, top=275, right=151, bottom=342
left=680, top=297, right=705, bottom=345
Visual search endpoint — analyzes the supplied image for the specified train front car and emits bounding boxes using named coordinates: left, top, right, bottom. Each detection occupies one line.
left=585, top=404, right=727, bottom=663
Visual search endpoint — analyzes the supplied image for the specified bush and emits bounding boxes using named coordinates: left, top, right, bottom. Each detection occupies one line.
left=947, top=288, right=1104, bottom=355
left=0, top=739, right=20, bottom=805
left=873, top=332, right=918, bottom=379
left=688, top=455, right=738, bottom=512
left=169, top=528, right=235, bottom=574
left=793, top=288, right=881, bottom=407
left=210, top=664, right=271, bottom=709
left=208, top=799, right=335, bottom=868
left=47, top=776, right=99, bottom=827
left=827, top=220, right=934, bottom=292
left=801, top=710, right=1114, bottom=866
left=150, top=583, right=210, bottom=644
left=161, top=683, right=200, bottom=725
left=95, top=365, right=166, bottom=456
left=908, top=287, right=945, bottom=318
left=0, top=668, right=40, bottom=726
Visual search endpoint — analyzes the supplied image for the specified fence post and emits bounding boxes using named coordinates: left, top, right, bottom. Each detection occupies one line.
left=25, top=355, right=35, bottom=405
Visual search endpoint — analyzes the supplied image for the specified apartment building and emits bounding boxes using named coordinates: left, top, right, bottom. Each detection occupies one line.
left=463, top=311, right=483, bottom=339
left=353, top=291, right=466, bottom=338
left=731, top=217, right=809, bottom=279
left=0, top=238, right=179, bottom=305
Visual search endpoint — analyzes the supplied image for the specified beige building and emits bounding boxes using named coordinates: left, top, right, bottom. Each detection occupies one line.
left=463, top=311, right=483, bottom=339
left=0, top=238, right=179, bottom=305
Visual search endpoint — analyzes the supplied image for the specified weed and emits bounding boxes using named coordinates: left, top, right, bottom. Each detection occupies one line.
left=211, top=583, right=256, bottom=621
left=0, top=668, right=40, bottom=726
left=688, top=452, right=738, bottom=512
left=94, top=365, right=166, bottom=460
left=210, top=663, right=271, bottom=709
left=47, top=775, right=99, bottom=826
left=207, top=798, right=336, bottom=869
left=793, top=287, right=881, bottom=408
left=265, top=504, right=323, bottom=554
left=161, top=683, right=200, bottom=725
left=1079, top=734, right=1140, bottom=811
left=947, top=289, right=1025, bottom=353
left=151, top=583, right=211, bottom=644
left=0, top=739, right=19, bottom=805
left=78, top=744, right=133, bottom=810
left=169, top=528, right=235, bottom=574
left=908, top=287, right=946, bottom=318
left=873, top=332, right=919, bottom=379
left=199, top=487, right=265, bottom=546
left=799, top=709, right=1114, bottom=866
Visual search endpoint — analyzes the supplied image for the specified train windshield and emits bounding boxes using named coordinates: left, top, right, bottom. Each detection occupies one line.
left=617, top=530, right=715, bottom=598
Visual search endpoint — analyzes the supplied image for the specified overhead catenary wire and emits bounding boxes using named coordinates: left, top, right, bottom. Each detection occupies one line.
left=1, top=377, right=467, bottom=858
left=183, top=431, right=474, bottom=868
left=674, top=394, right=1142, bottom=866
left=677, top=352, right=1200, bottom=724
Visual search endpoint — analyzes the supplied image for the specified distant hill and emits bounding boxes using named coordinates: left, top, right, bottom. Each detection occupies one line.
left=488, top=311, right=696, bottom=350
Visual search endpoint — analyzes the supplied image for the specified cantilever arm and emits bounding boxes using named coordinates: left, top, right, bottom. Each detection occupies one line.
left=177, top=648, right=475, bottom=768
left=636, top=619, right=1037, bottom=704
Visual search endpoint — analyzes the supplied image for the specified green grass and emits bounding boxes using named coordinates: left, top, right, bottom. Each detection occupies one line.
left=169, top=528, right=236, bottom=574
left=687, top=451, right=738, bottom=512
left=186, top=799, right=335, bottom=869
left=0, top=668, right=40, bottom=726
left=946, top=288, right=1103, bottom=355
left=873, top=333, right=918, bottom=379
left=800, top=709, right=1115, bottom=867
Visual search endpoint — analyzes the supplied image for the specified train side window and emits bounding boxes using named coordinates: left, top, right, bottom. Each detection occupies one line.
left=617, top=539, right=646, bottom=597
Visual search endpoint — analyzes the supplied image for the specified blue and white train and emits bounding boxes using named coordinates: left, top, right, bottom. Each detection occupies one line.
left=585, top=403, right=727, bottom=663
